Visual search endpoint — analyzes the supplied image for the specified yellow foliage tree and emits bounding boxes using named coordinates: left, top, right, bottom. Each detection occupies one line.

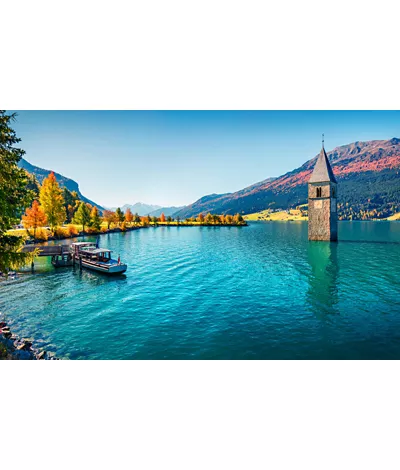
left=39, top=172, right=66, bottom=231
left=125, top=208, right=133, bottom=226
left=160, top=212, right=166, bottom=223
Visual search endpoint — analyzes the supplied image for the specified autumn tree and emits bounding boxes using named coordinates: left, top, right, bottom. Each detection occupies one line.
left=103, top=210, right=116, bottom=229
left=198, top=213, right=204, bottom=224
left=125, top=208, right=133, bottom=226
left=89, top=206, right=101, bottom=231
left=73, top=202, right=91, bottom=232
left=0, top=111, right=35, bottom=273
left=205, top=213, right=213, bottom=224
left=115, top=207, right=125, bottom=226
left=225, top=214, right=233, bottom=224
left=39, top=172, right=66, bottom=231
left=233, top=213, right=244, bottom=224
left=22, top=200, right=47, bottom=238
left=160, top=212, right=166, bottom=223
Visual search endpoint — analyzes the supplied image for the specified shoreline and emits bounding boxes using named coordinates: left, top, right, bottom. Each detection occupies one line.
left=0, top=319, right=56, bottom=360
left=24, top=221, right=248, bottom=245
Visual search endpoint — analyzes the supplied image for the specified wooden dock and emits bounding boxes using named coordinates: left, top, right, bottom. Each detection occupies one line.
left=22, top=244, right=74, bottom=269
left=22, top=245, right=71, bottom=257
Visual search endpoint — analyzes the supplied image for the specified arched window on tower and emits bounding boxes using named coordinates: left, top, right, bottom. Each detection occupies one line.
left=332, top=187, right=336, bottom=198
left=316, top=187, right=322, bottom=198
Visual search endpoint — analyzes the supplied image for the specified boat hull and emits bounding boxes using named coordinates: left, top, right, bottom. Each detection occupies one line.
left=75, top=258, right=127, bottom=275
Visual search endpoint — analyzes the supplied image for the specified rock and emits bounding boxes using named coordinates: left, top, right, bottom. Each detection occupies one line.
left=37, top=351, right=46, bottom=360
left=22, top=339, right=33, bottom=348
left=3, top=332, right=12, bottom=339
left=0, top=322, right=7, bottom=328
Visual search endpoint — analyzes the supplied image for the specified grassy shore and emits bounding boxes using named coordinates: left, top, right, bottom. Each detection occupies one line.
left=244, top=209, right=308, bottom=222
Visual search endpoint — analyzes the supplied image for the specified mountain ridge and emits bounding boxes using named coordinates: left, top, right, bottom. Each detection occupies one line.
left=174, top=138, right=400, bottom=220
left=19, top=158, right=104, bottom=211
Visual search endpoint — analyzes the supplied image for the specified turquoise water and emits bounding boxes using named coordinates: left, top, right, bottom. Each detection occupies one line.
left=1, top=222, right=400, bottom=359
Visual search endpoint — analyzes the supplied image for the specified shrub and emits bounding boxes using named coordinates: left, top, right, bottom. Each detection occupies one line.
left=35, top=227, right=49, bottom=241
left=54, top=227, right=69, bottom=239
left=67, top=225, right=79, bottom=237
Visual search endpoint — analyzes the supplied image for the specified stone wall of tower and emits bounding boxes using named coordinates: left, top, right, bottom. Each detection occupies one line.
left=308, top=182, right=337, bottom=241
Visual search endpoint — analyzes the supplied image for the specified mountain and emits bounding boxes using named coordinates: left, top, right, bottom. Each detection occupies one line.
left=108, top=203, right=161, bottom=215
left=149, top=206, right=184, bottom=217
left=19, top=158, right=104, bottom=211
left=174, top=138, right=400, bottom=220
left=107, top=203, right=185, bottom=217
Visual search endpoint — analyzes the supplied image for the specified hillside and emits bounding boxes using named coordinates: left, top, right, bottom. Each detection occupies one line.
left=174, top=138, right=400, bottom=220
left=19, top=158, right=104, bottom=211
left=174, top=178, right=276, bottom=219
left=149, top=206, right=184, bottom=217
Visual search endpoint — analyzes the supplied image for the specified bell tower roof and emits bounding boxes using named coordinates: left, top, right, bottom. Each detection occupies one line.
left=309, top=142, right=337, bottom=184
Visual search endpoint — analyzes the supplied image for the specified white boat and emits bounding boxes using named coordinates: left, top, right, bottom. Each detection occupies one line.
left=70, top=242, right=127, bottom=275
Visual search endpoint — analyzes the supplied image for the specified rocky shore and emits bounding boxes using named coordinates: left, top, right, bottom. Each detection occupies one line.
left=0, top=318, right=57, bottom=360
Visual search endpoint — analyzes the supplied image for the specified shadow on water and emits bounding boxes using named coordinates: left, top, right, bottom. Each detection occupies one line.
left=306, top=242, right=339, bottom=318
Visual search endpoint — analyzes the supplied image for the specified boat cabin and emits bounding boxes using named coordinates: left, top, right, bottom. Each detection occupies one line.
left=80, top=248, right=113, bottom=263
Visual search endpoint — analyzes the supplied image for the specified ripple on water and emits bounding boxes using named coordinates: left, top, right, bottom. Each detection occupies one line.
left=1, top=222, right=400, bottom=359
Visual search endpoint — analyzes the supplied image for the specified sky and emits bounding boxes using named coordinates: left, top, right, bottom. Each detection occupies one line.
left=10, top=111, right=400, bottom=208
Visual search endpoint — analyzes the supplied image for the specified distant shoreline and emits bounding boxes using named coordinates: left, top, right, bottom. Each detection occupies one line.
left=18, top=221, right=248, bottom=245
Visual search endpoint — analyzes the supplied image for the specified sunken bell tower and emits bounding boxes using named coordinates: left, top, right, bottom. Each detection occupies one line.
left=308, top=137, right=338, bottom=241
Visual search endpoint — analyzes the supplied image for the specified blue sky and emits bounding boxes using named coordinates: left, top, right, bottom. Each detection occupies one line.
left=11, top=111, right=400, bottom=207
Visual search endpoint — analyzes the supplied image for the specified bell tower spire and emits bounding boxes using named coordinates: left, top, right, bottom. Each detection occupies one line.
left=308, top=138, right=338, bottom=241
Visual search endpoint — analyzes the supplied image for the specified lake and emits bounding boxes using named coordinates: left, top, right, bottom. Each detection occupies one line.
left=1, top=221, right=400, bottom=359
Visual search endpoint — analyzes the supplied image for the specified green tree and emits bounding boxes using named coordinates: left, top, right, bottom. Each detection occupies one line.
left=167, top=215, right=172, bottom=224
left=134, top=213, right=141, bottom=225
left=39, top=172, right=66, bottom=231
left=26, top=172, right=40, bottom=201
left=63, top=187, right=80, bottom=223
left=73, top=202, right=91, bottom=232
left=89, top=206, right=101, bottom=231
left=152, top=216, right=158, bottom=226
left=115, top=207, right=125, bottom=226
left=0, top=111, right=35, bottom=274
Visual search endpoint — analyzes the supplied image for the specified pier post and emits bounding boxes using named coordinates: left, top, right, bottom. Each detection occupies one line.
left=31, top=261, right=34, bottom=273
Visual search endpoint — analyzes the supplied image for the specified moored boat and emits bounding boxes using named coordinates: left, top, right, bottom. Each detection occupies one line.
left=70, top=241, right=127, bottom=275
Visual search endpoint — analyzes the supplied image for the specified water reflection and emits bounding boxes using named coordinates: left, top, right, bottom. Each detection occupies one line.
left=306, top=242, right=339, bottom=316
